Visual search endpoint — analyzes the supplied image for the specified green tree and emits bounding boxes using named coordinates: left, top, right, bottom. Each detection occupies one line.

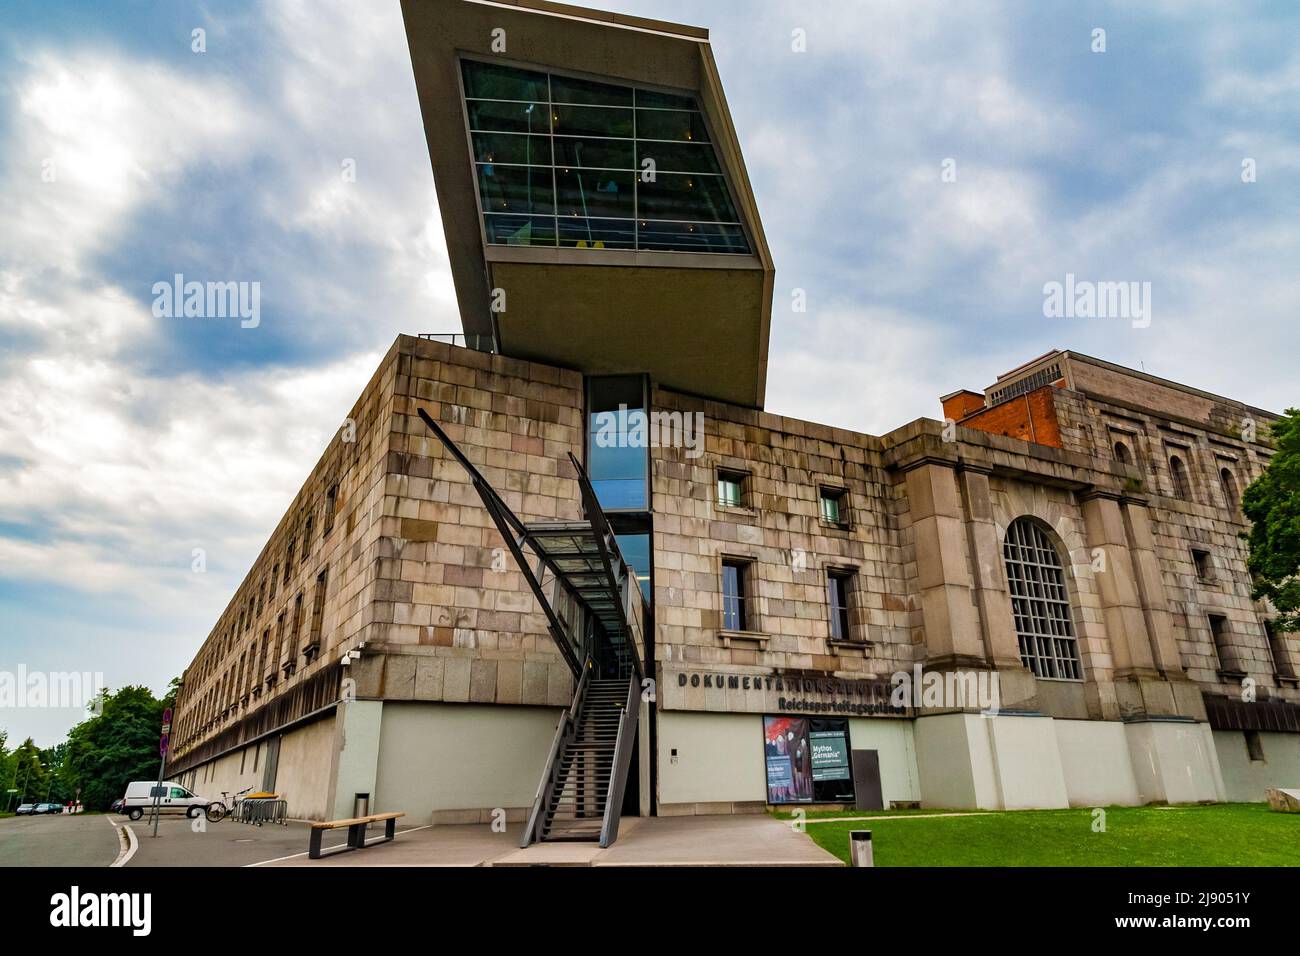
left=1243, top=408, right=1300, bottom=631
left=64, top=685, right=169, bottom=811
left=8, top=738, right=49, bottom=805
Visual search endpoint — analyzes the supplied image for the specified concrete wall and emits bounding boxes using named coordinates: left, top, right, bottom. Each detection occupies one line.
left=656, top=712, right=920, bottom=813
left=657, top=711, right=766, bottom=812
left=333, top=700, right=383, bottom=820
left=1125, top=720, right=1224, bottom=804
left=1213, top=729, right=1300, bottom=803
left=1055, top=719, right=1141, bottom=806
left=847, top=716, right=921, bottom=805
left=274, top=717, right=336, bottom=820
left=183, top=742, right=264, bottom=805
left=373, top=701, right=562, bottom=824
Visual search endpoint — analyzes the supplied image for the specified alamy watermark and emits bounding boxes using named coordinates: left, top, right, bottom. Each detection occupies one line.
left=0, top=666, right=105, bottom=711
left=592, top=405, right=704, bottom=460
left=890, top=665, right=1001, bottom=716
left=1043, top=273, right=1151, bottom=329
left=152, top=273, right=261, bottom=328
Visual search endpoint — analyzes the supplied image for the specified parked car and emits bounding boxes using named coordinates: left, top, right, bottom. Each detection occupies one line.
left=110, top=798, right=124, bottom=814
left=34, top=803, right=63, bottom=814
left=120, top=781, right=214, bottom=820
left=14, top=804, right=36, bottom=815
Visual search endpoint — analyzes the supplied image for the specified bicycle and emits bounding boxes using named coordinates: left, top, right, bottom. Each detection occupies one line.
left=204, top=786, right=253, bottom=823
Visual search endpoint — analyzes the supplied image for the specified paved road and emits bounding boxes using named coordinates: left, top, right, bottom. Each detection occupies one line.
left=0, top=813, right=123, bottom=867
left=125, top=815, right=319, bottom=867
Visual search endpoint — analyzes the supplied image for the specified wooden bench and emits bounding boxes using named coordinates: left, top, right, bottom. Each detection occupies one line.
left=308, top=811, right=405, bottom=860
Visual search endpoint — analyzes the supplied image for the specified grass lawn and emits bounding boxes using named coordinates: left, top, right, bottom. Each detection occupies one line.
left=786, top=803, right=1299, bottom=866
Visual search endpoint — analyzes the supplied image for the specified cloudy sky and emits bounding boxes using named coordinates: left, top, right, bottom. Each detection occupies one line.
left=2, top=0, right=1297, bottom=746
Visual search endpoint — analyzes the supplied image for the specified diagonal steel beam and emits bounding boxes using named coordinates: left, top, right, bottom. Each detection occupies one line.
left=418, top=408, right=582, bottom=676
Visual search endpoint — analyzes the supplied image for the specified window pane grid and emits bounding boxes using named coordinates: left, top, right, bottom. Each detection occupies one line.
left=1003, top=519, right=1082, bottom=681
left=462, top=59, right=750, bottom=254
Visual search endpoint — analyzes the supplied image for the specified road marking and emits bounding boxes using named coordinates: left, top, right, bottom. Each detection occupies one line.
left=111, top=824, right=139, bottom=868
left=243, top=825, right=433, bottom=867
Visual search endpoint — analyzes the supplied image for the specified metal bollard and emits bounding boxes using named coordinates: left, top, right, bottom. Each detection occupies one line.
left=849, top=830, right=874, bottom=867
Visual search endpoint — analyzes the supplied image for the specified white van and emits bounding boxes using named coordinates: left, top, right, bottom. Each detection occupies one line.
left=120, top=781, right=213, bottom=820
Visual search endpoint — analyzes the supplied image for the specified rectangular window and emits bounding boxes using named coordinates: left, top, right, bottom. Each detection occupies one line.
left=717, top=470, right=746, bottom=508
left=721, top=558, right=749, bottom=632
left=819, top=488, right=848, bottom=526
left=827, top=570, right=854, bottom=642
left=1191, top=549, right=1212, bottom=582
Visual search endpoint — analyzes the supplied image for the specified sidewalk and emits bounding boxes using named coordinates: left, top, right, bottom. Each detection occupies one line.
left=268, top=814, right=842, bottom=867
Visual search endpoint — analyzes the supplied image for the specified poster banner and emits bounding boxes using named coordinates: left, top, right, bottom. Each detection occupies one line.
left=763, top=716, right=813, bottom=804
left=764, top=715, right=856, bottom=805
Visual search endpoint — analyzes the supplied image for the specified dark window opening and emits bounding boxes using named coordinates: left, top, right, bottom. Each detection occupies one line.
left=1169, top=453, right=1192, bottom=500
left=1265, top=621, right=1296, bottom=679
left=1208, top=614, right=1240, bottom=675
left=1219, top=467, right=1240, bottom=513
left=324, top=485, right=337, bottom=536
left=1191, top=549, right=1212, bottom=583
left=1244, top=730, right=1265, bottom=762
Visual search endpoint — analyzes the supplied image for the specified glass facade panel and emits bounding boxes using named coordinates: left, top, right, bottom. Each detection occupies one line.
left=555, top=169, right=635, bottom=220
left=635, top=108, right=711, bottom=143
left=638, top=173, right=739, bottom=223
left=553, top=104, right=634, bottom=139
left=588, top=376, right=648, bottom=512
left=483, top=214, right=557, bottom=246
left=462, top=59, right=749, bottom=255
left=636, top=221, right=748, bottom=254
left=471, top=132, right=552, bottom=166
left=558, top=217, right=635, bottom=250
left=467, top=100, right=551, bottom=134
left=553, top=137, right=636, bottom=170
left=616, top=533, right=651, bottom=589
left=639, top=141, right=722, bottom=174
left=476, top=164, right=554, bottom=216
left=462, top=61, right=549, bottom=101
left=551, top=74, right=633, bottom=107
left=635, top=88, right=697, bottom=110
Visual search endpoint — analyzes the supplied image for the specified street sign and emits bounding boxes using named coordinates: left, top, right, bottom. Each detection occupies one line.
left=159, top=734, right=169, bottom=756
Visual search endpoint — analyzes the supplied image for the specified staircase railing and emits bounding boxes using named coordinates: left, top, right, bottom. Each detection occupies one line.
left=599, top=670, right=640, bottom=847
left=519, top=654, right=592, bottom=848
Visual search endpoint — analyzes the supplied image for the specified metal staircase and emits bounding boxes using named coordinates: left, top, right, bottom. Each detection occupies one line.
left=417, top=409, right=647, bottom=849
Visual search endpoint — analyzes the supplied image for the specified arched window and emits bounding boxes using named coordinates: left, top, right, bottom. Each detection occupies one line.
left=1113, top=441, right=1131, bottom=464
left=1002, top=518, right=1082, bottom=680
left=1169, top=455, right=1191, bottom=500
left=1219, top=467, right=1239, bottom=512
